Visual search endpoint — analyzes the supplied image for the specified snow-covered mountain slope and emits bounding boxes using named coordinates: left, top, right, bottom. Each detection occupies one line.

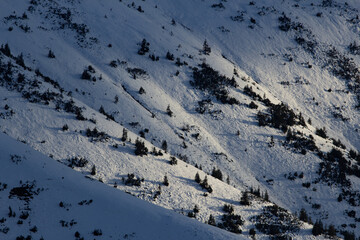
left=1, top=0, right=360, bottom=239
left=0, top=131, right=245, bottom=240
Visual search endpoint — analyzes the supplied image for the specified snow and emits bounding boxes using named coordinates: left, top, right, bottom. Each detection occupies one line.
left=0, top=0, right=359, bottom=238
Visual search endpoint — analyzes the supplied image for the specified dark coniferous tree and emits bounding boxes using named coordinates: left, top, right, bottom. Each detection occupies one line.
left=163, top=175, right=169, bottom=186
left=240, top=191, right=250, bottom=205
left=312, top=220, right=324, bottom=236
left=135, top=138, right=148, bottom=156
left=121, top=128, right=128, bottom=142
left=299, top=208, right=308, bottom=222
left=208, top=214, right=216, bottom=226
left=91, top=165, right=96, bottom=175
left=166, top=105, right=173, bottom=117
left=1, top=43, right=11, bottom=57
left=211, top=167, right=223, bottom=181
left=195, top=172, right=201, bottom=183
left=202, top=40, right=211, bottom=55
left=48, top=50, right=55, bottom=58
left=161, top=140, right=168, bottom=152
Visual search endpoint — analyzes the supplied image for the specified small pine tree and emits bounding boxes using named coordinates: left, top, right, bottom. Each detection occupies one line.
left=161, top=140, right=168, bottom=152
left=138, top=39, right=149, bottom=55
left=327, top=224, right=336, bottom=237
left=163, top=175, right=169, bottom=186
left=114, top=95, right=119, bottom=103
left=1, top=43, right=11, bottom=57
left=16, top=53, right=25, bottom=68
left=299, top=208, right=308, bottom=222
left=195, top=172, right=201, bottom=183
left=91, top=165, right=96, bottom=175
left=166, top=51, right=174, bottom=61
left=264, top=190, right=269, bottom=201
left=166, top=105, right=173, bottom=117
left=48, top=50, right=55, bottom=58
left=81, top=70, right=91, bottom=80
left=169, top=156, right=177, bottom=165
left=193, top=205, right=200, bottom=213
left=249, top=228, right=256, bottom=237
left=121, top=128, right=128, bottom=142
left=202, top=40, right=211, bottom=55
left=139, top=87, right=146, bottom=94
left=62, top=124, right=69, bottom=131
left=135, top=138, right=148, bottom=156
left=208, top=214, right=216, bottom=226
left=240, top=191, right=250, bottom=206
left=312, top=220, right=324, bottom=236
left=211, top=167, right=223, bottom=181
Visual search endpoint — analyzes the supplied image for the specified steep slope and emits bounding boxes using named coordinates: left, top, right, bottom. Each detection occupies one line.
left=0, top=0, right=360, bottom=239
left=0, top=131, right=245, bottom=240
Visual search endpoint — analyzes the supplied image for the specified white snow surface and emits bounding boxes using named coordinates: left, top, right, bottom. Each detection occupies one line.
left=0, top=0, right=359, bottom=239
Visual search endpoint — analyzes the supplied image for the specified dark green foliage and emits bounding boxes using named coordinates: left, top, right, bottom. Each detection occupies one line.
left=249, top=101, right=258, bottom=109
left=91, top=165, right=96, bottom=175
left=161, top=140, right=168, bottom=152
left=109, top=60, right=117, bottom=67
left=86, top=127, right=109, bottom=142
left=299, top=208, right=308, bottom=222
left=318, top=148, right=350, bottom=185
left=48, top=50, right=55, bottom=58
left=166, top=51, right=174, bottom=61
left=138, top=39, right=149, bottom=55
left=68, top=156, right=88, bottom=168
left=285, top=130, right=318, bottom=153
left=211, top=167, right=223, bottom=181
left=199, top=176, right=213, bottom=193
left=135, top=138, right=148, bottom=156
left=92, top=229, right=102, bottom=236
left=257, top=103, right=304, bottom=131
left=315, top=127, right=328, bottom=138
left=16, top=53, right=25, bottom=68
left=191, top=63, right=239, bottom=105
left=163, top=175, right=169, bottom=186
left=0, top=43, right=11, bottom=57
left=218, top=213, right=244, bottom=234
left=249, top=228, right=256, bottom=237
left=16, top=236, right=31, bottom=240
left=349, top=41, right=360, bottom=55
left=202, top=40, right=211, bottom=55
left=125, top=174, right=141, bottom=186
left=327, top=224, right=336, bottom=236
left=252, top=205, right=300, bottom=236
left=166, top=105, right=173, bottom=117
left=187, top=211, right=196, bottom=218
left=223, top=204, right=234, bottom=214
left=126, top=67, right=147, bottom=79
left=240, top=191, right=250, bottom=206
left=312, top=220, right=323, bottom=236
left=343, top=231, right=355, bottom=240
left=19, top=212, right=29, bottom=220
left=121, top=128, right=128, bottom=142
left=193, top=205, right=200, bottom=213
left=81, top=70, right=91, bottom=80
left=195, top=172, right=201, bottom=183
left=208, top=214, right=216, bottom=226
left=139, top=87, right=146, bottom=94
left=62, top=124, right=69, bottom=131
left=8, top=206, right=15, bottom=217
left=169, top=156, right=177, bottom=165
left=29, top=226, right=37, bottom=233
